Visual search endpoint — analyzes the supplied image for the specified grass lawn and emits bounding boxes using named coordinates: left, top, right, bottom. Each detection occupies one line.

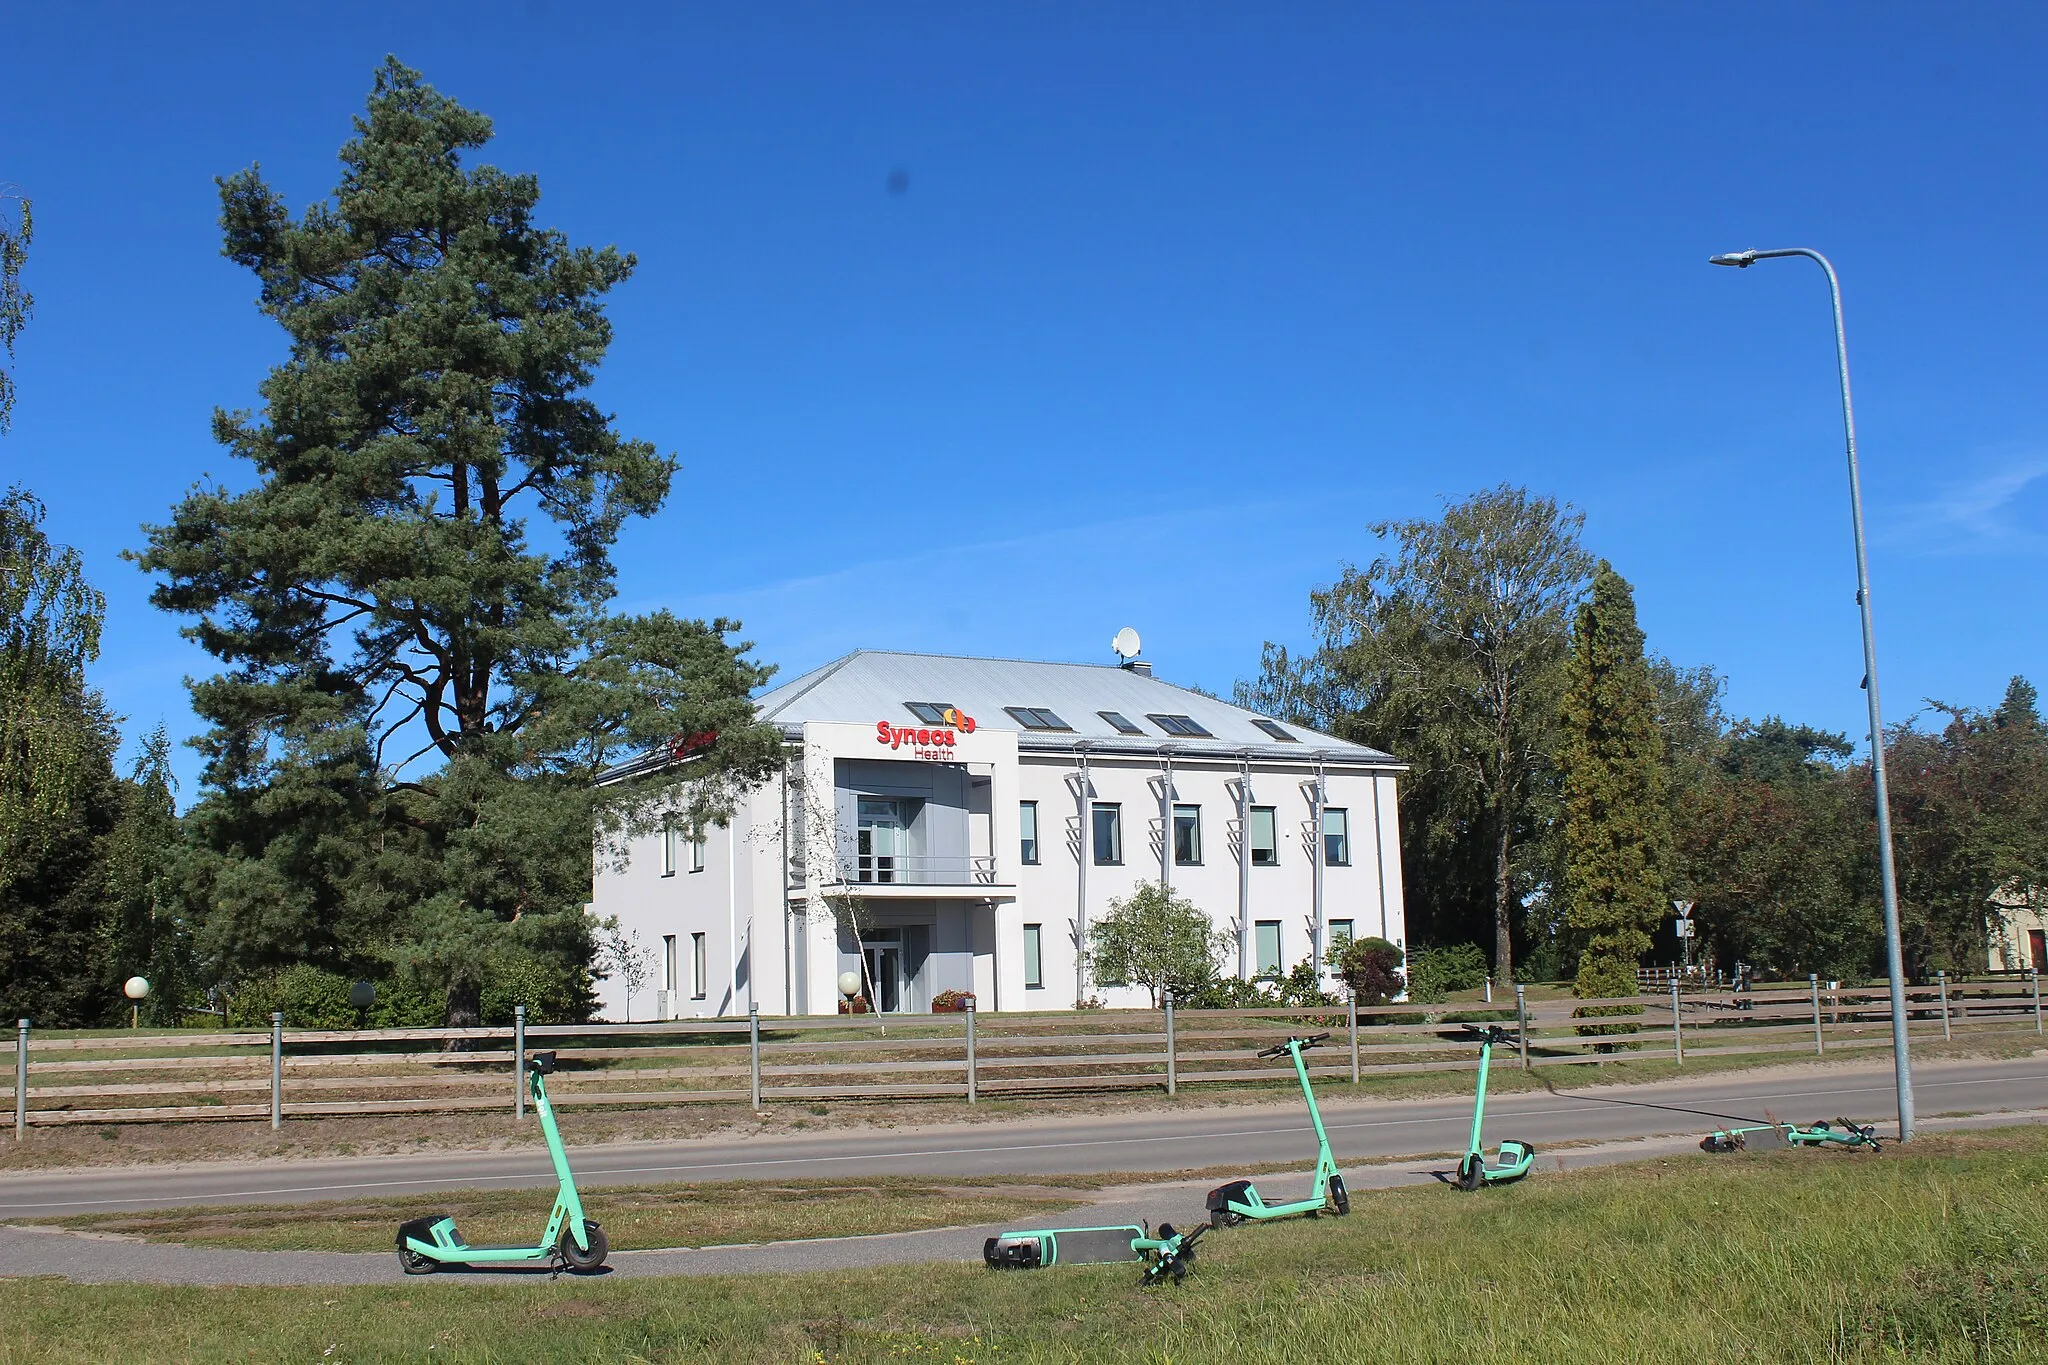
left=6, top=1127, right=2048, bottom=1362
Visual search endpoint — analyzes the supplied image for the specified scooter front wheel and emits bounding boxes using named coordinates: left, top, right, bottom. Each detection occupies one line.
left=1329, top=1174, right=1350, bottom=1215
left=1455, top=1155, right=1483, bottom=1192
left=559, top=1221, right=609, bottom=1272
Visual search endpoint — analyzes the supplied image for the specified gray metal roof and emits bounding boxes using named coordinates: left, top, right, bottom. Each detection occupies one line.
left=753, top=650, right=1400, bottom=766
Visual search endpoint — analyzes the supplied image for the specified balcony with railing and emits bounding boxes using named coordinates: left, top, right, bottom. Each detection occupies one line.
left=836, top=852, right=1001, bottom=887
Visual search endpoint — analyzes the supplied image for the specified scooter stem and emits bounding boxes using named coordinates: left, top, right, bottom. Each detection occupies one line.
left=531, top=1068, right=587, bottom=1228
left=1468, top=1039, right=1492, bottom=1159
left=1291, top=1041, right=1335, bottom=1176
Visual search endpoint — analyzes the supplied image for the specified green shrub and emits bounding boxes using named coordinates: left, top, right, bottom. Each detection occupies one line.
left=1407, top=942, right=1489, bottom=1003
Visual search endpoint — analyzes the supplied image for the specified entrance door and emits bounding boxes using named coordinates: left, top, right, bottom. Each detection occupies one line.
left=2030, top=929, right=2045, bottom=973
left=863, top=943, right=904, bottom=1013
left=857, top=798, right=905, bottom=883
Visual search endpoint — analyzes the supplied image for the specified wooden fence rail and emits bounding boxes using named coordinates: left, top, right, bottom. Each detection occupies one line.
left=4, top=971, right=2041, bottom=1129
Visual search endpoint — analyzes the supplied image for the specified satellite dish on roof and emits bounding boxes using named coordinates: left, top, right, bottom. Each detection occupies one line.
left=1111, top=627, right=1142, bottom=662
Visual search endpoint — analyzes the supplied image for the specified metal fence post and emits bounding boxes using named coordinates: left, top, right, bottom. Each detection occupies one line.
left=2033, top=969, right=2042, bottom=1035
left=270, top=1011, right=284, bottom=1130
left=749, top=1006, right=762, bottom=1110
left=1163, top=997, right=1177, bottom=1098
left=1670, top=981, right=1684, bottom=1065
left=1348, top=993, right=1360, bottom=1084
left=12, top=1019, right=25, bottom=1137
left=1515, top=985, right=1530, bottom=1071
left=1809, top=974, right=1824, bottom=1056
left=514, top=1004, right=527, bottom=1118
left=1938, top=970, right=1951, bottom=1042
left=964, top=1000, right=977, bottom=1105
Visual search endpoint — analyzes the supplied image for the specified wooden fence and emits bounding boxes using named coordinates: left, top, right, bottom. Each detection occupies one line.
left=5, top=970, right=2041, bottom=1130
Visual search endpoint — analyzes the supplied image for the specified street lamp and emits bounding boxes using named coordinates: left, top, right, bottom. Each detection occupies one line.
left=1709, top=246, right=1916, bottom=1140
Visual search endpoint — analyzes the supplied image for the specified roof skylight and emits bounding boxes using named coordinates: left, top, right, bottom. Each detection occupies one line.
left=1005, top=706, right=1072, bottom=732
left=1098, top=711, right=1144, bottom=735
left=1147, top=713, right=1213, bottom=738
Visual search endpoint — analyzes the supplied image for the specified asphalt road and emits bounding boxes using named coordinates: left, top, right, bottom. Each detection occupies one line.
left=1, top=1056, right=2041, bottom=1219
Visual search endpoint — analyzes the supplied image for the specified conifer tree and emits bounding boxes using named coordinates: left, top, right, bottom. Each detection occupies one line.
left=137, top=61, right=781, bottom=1023
left=1560, top=562, right=1670, bottom=1002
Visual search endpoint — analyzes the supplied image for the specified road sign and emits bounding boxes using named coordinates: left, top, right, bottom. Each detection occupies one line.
left=1675, top=920, right=1695, bottom=938
left=1673, top=899, right=1696, bottom=920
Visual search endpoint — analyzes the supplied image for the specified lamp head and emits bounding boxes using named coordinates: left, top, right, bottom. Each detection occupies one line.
left=1709, top=250, right=1759, bottom=268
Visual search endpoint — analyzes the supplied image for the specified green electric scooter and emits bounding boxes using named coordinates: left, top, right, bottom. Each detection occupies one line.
left=984, top=1220, right=1210, bottom=1285
left=1450, top=1023, right=1534, bottom=1189
left=396, top=1052, right=607, bottom=1274
left=1701, top=1117, right=1883, bottom=1154
left=1205, top=1033, right=1349, bottom=1226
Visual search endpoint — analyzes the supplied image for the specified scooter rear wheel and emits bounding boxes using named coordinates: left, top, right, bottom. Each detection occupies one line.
left=397, top=1245, right=436, bottom=1275
left=559, top=1221, right=608, bottom=1272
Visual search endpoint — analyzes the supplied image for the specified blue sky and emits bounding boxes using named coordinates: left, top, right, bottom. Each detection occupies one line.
left=4, top=3, right=2042, bottom=796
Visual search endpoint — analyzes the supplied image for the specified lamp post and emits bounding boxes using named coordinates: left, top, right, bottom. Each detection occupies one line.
left=122, top=976, right=149, bottom=1029
left=1708, top=246, right=1915, bottom=1141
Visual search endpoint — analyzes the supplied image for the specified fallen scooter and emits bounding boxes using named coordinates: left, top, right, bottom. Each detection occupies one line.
left=1448, top=1023, right=1534, bottom=1189
left=984, top=1220, right=1211, bottom=1286
left=1205, top=1033, right=1349, bottom=1227
left=1701, top=1116, right=1883, bottom=1154
left=396, top=1052, right=607, bottom=1274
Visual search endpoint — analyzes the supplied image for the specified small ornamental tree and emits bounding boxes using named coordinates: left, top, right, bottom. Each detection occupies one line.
left=1086, top=882, right=1229, bottom=1008
left=1327, top=935, right=1406, bottom=1006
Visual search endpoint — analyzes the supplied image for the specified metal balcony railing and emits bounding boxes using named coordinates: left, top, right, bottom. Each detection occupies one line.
left=837, top=854, right=1000, bottom=886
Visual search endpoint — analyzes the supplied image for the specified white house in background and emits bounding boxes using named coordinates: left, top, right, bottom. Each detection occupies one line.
left=589, top=649, right=1407, bottom=1019
left=1987, top=880, right=2048, bottom=972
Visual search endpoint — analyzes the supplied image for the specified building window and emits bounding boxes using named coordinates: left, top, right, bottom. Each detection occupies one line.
left=1329, top=920, right=1354, bottom=949
left=1019, top=801, right=1040, bottom=865
left=1098, top=710, right=1144, bottom=735
left=1249, top=806, right=1278, bottom=866
left=662, top=935, right=679, bottom=993
left=661, top=820, right=678, bottom=877
left=1323, top=808, right=1350, bottom=866
left=903, top=701, right=955, bottom=724
left=1092, top=803, right=1122, bottom=865
left=690, top=932, right=708, bottom=999
left=1173, top=804, right=1202, bottom=865
left=1255, top=921, right=1282, bottom=976
left=1024, top=923, right=1044, bottom=989
left=857, top=797, right=907, bottom=883
left=690, top=830, right=707, bottom=873
left=1005, top=706, right=1072, bottom=731
left=1147, top=713, right=1212, bottom=738
left=1252, top=719, right=1297, bottom=742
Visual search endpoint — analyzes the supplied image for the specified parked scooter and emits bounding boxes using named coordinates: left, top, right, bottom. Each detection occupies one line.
left=1449, top=1023, right=1534, bottom=1189
left=1205, top=1033, right=1349, bottom=1226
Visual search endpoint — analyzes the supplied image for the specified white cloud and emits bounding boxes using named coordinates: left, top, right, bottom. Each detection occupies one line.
left=1892, top=454, right=2048, bottom=554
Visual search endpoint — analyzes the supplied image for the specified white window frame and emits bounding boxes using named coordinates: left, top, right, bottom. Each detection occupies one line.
left=1172, top=804, right=1202, bottom=866
left=1255, top=920, right=1283, bottom=976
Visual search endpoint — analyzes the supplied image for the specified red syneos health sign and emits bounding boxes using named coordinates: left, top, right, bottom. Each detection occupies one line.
left=876, top=708, right=976, bottom=760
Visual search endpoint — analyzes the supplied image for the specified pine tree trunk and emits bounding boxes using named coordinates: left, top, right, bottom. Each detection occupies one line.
left=443, top=973, right=482, bottom=1049
left=1494, top=809, right=1515, bottom=982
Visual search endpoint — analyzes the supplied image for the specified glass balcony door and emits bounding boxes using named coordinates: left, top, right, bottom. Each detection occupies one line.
left=857, top=797, right=906, bottom=884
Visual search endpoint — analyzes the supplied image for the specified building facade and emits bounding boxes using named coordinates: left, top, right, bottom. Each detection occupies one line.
left=590, top=650, right=1406, bottom=1019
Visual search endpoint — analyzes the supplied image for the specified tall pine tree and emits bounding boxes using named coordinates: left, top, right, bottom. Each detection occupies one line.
left=137, top=61, right=781, bottom=1023
left=1560, top=562, right=1670, bottom=1002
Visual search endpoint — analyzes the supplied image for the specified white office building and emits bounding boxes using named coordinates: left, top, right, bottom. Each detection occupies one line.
left=590, top=649, right=1406, bottom=1019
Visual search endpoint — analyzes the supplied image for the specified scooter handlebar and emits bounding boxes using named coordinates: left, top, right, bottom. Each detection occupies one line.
left=1255, top=1032, right=1330, bottom=1058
